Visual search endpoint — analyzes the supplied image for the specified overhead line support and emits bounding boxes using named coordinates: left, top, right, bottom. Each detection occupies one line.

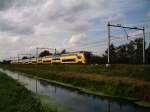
left=107, top=22, right=145, bottom=64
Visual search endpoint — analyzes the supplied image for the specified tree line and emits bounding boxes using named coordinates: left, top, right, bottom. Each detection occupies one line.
left=89, top=38, right=150, bottom=64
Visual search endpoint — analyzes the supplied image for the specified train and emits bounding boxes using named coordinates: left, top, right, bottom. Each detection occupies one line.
left=11, top=52, right=91, bottom=64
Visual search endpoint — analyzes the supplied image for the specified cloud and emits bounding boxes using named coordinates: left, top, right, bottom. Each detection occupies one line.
left=147, top=12, right=150, bottom=19
left=68, top=33, right=87, bottom=47
left=0, top=0, right=14, bottom=10
left=0, top=0, right=117, bottom=34
left=0, top=0, right=146, bottom=60
left=106, top=14, right=125, bottom=24
left=127, top=30, right=143, bottom=41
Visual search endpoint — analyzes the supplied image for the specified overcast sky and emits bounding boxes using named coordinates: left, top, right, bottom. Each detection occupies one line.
left=0, top=0, right=150, bottom=60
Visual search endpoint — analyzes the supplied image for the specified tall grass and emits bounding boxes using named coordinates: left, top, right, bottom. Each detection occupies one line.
left=3, top=64, right=150, bottom=80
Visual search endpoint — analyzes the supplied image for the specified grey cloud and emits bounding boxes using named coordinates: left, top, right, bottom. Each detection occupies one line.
left=0, top=18, right=33, bottom=35
left=0, top=0, right=13, bottom=10
left=0, top=0, right=115, bottom=35
left=0, top=0, right=126, bottom=60
left=0, top=0, right=29, bottom=10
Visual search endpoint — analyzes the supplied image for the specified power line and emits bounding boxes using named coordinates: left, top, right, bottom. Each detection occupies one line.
left=67, top=30, right=150, bottom=49
left=107, top=22, right=146, bottom=64
left=60, top=31, right=149, bottom=54
left=65, top=31, right=150, bottom=51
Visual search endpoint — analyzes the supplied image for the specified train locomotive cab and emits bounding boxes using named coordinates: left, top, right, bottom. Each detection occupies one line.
left=80, top=51, right=91, bottom=64
left=60, top=52, right=87, bottom=64
left=76, top=53, right=86, bottom=64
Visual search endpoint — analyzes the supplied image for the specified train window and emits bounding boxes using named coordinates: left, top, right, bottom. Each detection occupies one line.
left=52, top=57, right=60, bottom=60
left=62, top=59, right=76, bottom=62
left=43, top=60, right=51, bottom=62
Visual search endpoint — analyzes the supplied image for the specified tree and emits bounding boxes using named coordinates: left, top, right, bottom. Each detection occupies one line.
left=104, top=44, right=117, bottom=64
left=116, top=45, right=128, bottom=63
left=22, top=56, right=28, bottom=59
left=134, top=38, right=143, bottom=64
left=89, top=55, right=106, bottom=64
left=2, top=60, right=11, bottom=64
left=126, top=41, right=136, bottom=63
left=60, top=49, right=66, bottom=54
left=39, top=50, right=52, bottom=57
left=146, top=43, right=150, bottom=64
left=102, top=38, right=145, bottom=64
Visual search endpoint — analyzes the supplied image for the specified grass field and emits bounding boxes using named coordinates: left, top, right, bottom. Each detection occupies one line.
left=0, top=71, right=46, bottom=112
left=1, top=64, right=150, bottom=107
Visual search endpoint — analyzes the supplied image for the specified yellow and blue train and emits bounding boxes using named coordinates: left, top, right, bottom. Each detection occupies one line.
left=11, top=52, right=91, bottom=64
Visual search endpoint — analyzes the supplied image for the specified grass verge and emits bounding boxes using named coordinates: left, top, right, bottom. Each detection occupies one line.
left=0, top=71, right=45, bottom=112
left=4, top=64, right=150, bottom=81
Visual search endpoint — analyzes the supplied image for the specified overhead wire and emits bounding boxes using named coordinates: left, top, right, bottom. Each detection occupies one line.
left=63, top=30, right=150, bottom=52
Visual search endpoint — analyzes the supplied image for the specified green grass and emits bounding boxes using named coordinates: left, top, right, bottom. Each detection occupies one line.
left=0, top=72, right=44, bottom=112
left=0, top=64, right=150, bottom=107
left=135, top=101, right=150, bottom=108
left=2, top=64, right=150, bottom=81
left=0, top=71, right=45, bottom=112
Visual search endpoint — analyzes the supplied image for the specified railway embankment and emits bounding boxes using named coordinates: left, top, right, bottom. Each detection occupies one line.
left=1, top=64, right=150, bottom=108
